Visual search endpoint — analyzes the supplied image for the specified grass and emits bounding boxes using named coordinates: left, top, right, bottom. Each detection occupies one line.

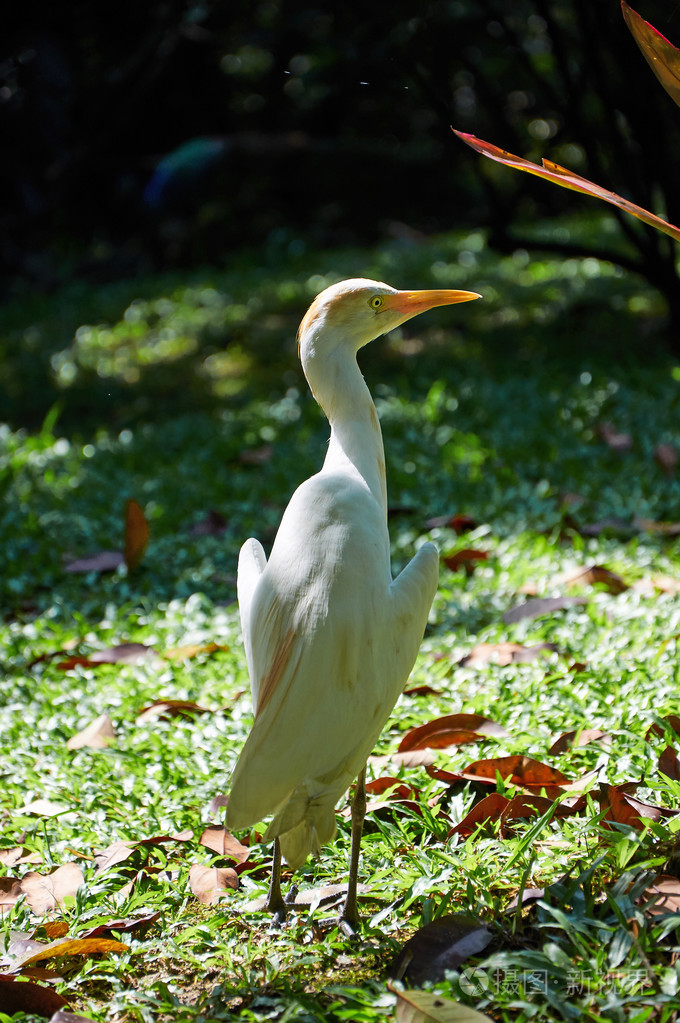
left=1, top=222, right=680, bottom=1021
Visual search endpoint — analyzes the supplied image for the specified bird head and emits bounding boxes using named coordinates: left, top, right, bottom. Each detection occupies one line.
left=298, top=278, right=480, bottom=359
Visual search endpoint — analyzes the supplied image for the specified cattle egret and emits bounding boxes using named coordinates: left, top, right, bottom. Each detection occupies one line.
left=227, top=277, right=480, bottom=931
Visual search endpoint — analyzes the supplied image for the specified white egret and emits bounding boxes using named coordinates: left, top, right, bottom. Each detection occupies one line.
left=227, top=277, right=480, bottom=930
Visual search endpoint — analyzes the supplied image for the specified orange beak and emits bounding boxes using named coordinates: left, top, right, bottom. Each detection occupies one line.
left=384, top=288, right=481, bottom=323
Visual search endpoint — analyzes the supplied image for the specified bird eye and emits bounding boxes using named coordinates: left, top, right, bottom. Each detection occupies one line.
left=369, top=295, right=384, bottom=310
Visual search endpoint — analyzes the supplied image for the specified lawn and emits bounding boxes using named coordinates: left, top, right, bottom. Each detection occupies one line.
left=2, top=223, right=680, bottom=1022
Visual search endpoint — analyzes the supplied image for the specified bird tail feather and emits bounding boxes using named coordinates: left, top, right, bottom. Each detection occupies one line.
left=262, top=787, right=337, bottom=869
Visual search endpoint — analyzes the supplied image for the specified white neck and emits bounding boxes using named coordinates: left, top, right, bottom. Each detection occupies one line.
left=302, top=341, right=387, bottom=515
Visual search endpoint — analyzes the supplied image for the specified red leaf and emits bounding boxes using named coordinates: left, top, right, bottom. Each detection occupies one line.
left=461, top=755, right=571, bottom=796
left=562, top=565, right=629, bottom=594
left=601, top=783, right=677, bottom=829
left=659, top=746, right=680, bottom=781
left=424, top=513, right=477, bottom=533
left=622, top=1, right=680, bottom=108
left=124, top=499, right=149, bottom=572
left=136, top=699, right=210, bottom=722
left=0, top=977, right=70, bottom=1015
left=399, top=713, right=508, bottom=752
left=449, top=793, right=510, bottom=837
left=443, top=548, right=488, bottom=573
left=639, top=874, right=680, bottom=918
left=453, top=130, right=680, bottom=244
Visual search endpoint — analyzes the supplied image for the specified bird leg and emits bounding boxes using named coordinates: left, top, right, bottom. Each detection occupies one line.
left=338, top=767, right=366, bottom=936
left=266, top=836, right=288, bottom=925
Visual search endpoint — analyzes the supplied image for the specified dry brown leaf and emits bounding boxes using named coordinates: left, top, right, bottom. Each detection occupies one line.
left=654, top=443, right=677, bottom=476
left=461, top=755, right=571, bottom=796
left=503, top=595, right=587, bottom=624
left=639, top=874, right=680, bottom=918
left=399, top=714, right=508, bottom=752
left=459, top=642, right=558, bottom=668
left=199, top=827, right=249, bottom=863
left=562, top=565, right=629, bottom=594
left=20, top=863, right=84, bottom=916
left=136, top=699, right=210, bottom=722
left=634, top=517, right=680, bottom=536
left=0, top=977, right=71, bottom=1015
left=66, top=714, right=116, bottom=751
left=659, top=746, right=680, bottom=781
left=163, top=642, right=228, bottom=661
left=425, top=513, right=477, bottom=533
left=646, top=715, right=680, bottom=740
left=63, top=551, right=125, bottom=573
left=93, top=841, right=137, bottom=873
left=188, top=510, right=228, bottom=536
left=0, top=877, right=23, bottom=913
left=189, top=864, right=238, bottom=904
left=443, top=548, right=489, bottom=573
left=449, top=794, right=510, bottom=837
left=601, top=783, right=677, bottom=829
left=10, top=936, right=129, bottom=971
left=390, top=913, right=492, bottom=986
left=124, top=499, right=149, bottom=572
left=59, top=643, right=158, bottom=670
left=239, top=444, right=273, bottom=465
left=597, top=421, right=633, bottom=452
left=548, top=728, right=611, bottom=755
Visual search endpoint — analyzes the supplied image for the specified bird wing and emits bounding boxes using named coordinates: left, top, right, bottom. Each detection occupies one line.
left=388, top=541, right=440, bottom=682
left=237, top=537, right=268, bottom=686
left=228, top=475, right=395, bottom=831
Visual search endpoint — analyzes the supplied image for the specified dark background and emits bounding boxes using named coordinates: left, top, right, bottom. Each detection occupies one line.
left=2, top=0, right=679, bottom=318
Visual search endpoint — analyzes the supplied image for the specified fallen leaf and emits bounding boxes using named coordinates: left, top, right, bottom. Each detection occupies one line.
left=0, top=977, right=70, bottom=1015
left=443, top=549, right=488, bottom=573
left=66, top=714, right=115, bottom=751
left=403, top=684, right=443, bottom=697
left=634, top=517, right=680, bottom=537
left=163, top=642, right=228, bottom=661
left=399, top=714, right=507, bottom=752
left=646, top=715, right=680, bottom=740
left=19, top=800, right=70, bottom=818
left=188, top=510, right=228, bottom=536
left=448, top=794, right=510, bottom=838
left=654, top=443, right=678, bottom=476
left=425, top=513, right=477, bottom=533
left=0, top=877, right=23, bottom=913
left=639, top=874, right=680, bottom=918
left=548, top=728, right=611, bottom=755
left=77, top=911, right=161, bottom=939
left=562, top=565, right=629, bottom=594
left=505, top=887, right=546, bottom=912
left=94, top=841, right=136, bottom=874
left=58, top=643, right=158, bottom=670
left=49, top=1010, right=98, bottom=1023
left=503, top=595, right=587, bottom=624
left=136, top=699, right=210, bottom=722
left=392, top=984, right=492, bottom=1022
left=601, top=784, right=677, bottom=829
left=390, top=913, right=492, bottom=985
left=199, top=827, right=249, bottom=863
left=458, top=642, right=558, bottom=668
left=369, top=749, right=437, bottom=771
left=20, top=864, right=84, bottom=916
left=9, top=937, right=129, bottom=971
left=597, top=422, right=633, bottom=452
left=124, top=499, right=148, bottom=572
left=659, top=746, right=680, bottom=781
left=239, top=444, right=273, bottom=465
left=63, top=551, right=124, bottom=574
left=461, top=755, right=571, bottom=796
left=189, top=864, right=238, bottom=904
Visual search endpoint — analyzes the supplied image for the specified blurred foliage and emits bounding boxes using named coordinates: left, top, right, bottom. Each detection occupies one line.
left=0, top=219, right=667, bottom=433
left=2, top=0, right=679, bottom=325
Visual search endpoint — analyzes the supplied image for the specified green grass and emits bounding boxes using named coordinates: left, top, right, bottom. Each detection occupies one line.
left=1, top=224, right=680, bottom=1021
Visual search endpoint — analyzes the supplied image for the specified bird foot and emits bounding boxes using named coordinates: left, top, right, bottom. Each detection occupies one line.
left=337, top=907, right=361, bottom=939
left=266, top=901, right=288, bottom=930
